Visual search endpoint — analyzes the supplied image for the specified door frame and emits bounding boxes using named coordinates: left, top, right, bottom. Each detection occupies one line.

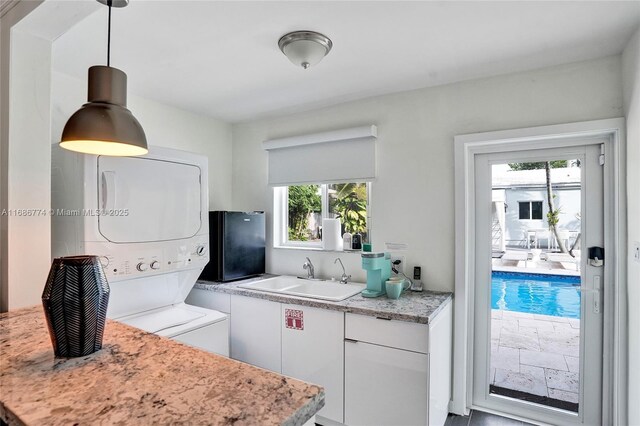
left=452, top=118, right=627, bottom=425
left=473, top=145, right=603, bottom=425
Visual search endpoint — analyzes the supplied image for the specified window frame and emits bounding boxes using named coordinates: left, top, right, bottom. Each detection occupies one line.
left=518, top=200, right=544, bottom=220
left=274, top=182, right=371, bottom=249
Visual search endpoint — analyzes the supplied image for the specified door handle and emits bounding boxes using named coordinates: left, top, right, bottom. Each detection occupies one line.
left=101, top=171, right=116, bottom=211
left=580, top=276, right=603, bottom=313
left=593, top=275, right=602, bottom=314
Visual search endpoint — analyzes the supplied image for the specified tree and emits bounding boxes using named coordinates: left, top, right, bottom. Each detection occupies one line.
left=508, top=161, right=573, bottom=255
left=333, top=182, right=367, bottom=200
left=544, top=162, right=569, bottom=254
left=288, top=185, right=321, bottom=241
left=330, top=183, right=368, bottom=235
left=508, top=160, right=567, bottom=170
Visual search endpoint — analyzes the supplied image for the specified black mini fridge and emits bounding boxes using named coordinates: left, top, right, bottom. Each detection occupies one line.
left=199, top=211, right=265, bottom=282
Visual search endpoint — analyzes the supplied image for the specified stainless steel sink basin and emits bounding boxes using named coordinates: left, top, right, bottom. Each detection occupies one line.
left=238, top=276, right=365, bottom=302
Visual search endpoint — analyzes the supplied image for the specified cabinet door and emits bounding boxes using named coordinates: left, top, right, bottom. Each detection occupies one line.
left=281, top=305, right=344, bottom=424
left=172, top=319, right=230, bottom=357
left=230, top=295, right=281, bottom=372
left=185, top=288, right=231, bottom=314
left=428, top=302, right=452, bottom=426
left=345, top=341, right=429, bottom=426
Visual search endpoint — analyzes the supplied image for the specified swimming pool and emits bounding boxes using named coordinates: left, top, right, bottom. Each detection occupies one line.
left=491, top=271, right=581, bottom=319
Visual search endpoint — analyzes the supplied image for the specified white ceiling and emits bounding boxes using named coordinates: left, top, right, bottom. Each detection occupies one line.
left=52, top=1, right=640, bottom=123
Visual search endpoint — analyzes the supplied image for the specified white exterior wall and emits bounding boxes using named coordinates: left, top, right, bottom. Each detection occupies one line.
left=503, top=187, right=581, bottom=248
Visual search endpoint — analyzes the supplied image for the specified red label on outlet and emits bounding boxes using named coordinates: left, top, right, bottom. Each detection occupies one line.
left=285, top=309, right=304, bottom=330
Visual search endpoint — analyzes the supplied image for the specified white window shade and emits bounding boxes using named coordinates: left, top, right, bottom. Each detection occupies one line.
left=263, top=125, right=377, bottom=186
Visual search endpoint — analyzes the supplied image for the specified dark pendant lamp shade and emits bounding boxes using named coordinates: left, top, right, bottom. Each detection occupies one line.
left=60, top=66, right=147, bottom=156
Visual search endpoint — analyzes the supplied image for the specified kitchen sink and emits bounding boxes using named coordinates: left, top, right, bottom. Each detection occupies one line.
left=238, top=276, right=365, bottom=302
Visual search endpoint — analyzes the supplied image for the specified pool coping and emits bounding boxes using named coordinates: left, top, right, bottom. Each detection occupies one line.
left=492, top=270, right=581, bottom=282
left=493, top=265, right=580, bottom=277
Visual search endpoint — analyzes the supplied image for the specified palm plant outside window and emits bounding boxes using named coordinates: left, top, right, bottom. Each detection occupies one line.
left=285, top=182, right=369, bottom=245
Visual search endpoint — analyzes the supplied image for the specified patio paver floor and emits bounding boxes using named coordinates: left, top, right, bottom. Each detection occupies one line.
left=490, top=309, right=580, bottom=405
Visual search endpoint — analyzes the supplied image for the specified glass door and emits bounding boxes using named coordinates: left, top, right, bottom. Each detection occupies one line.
left=472, top=144, right=604, bottom=425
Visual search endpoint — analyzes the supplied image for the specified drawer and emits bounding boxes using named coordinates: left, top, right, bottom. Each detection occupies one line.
left=185, top=288, right=231, bottom=314
left=345, top=313, right=429, bottom=354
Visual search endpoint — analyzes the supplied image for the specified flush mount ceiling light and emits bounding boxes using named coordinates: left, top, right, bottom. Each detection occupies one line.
left=278, top=31, right=333, bottom=70
left=60, top=0, right=147, bottom=156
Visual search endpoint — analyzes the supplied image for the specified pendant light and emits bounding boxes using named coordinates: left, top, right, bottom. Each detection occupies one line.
left=278, top=31, right=332, bottom=69
left=60, top=0, right=147, bottom=156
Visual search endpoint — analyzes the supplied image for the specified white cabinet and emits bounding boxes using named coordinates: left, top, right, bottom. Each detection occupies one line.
left=344, top=301, right=453, bottom=426
left=427, top=302, right=453, bottom=425
left=345, top=313, right=429, bottom=353
left=282, top=304, right=344, bottom=424
left=186, top=288, right=231, bottom=314
left=230, top=295, right=281, bottom=372
left=345, top=340, right=429, bottom=426
left=172, top=320, right=230, bottom=357
left=189, top=288, right=453, bottom=426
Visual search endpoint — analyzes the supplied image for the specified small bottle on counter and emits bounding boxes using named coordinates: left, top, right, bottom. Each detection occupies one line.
left=343, top=232, right=352, bottom=250
left=352, top=233, right=362, bottom=250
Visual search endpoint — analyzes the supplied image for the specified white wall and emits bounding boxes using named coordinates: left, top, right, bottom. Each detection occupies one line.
left=4, top=29, right=52, bottom=310
left=622, top=27, right=640, bottom=426
left=0, top=1, right=45, bottom=312
left=51, top=72, right=233, bottom=211
left=231, top=56, right=623, bottom=289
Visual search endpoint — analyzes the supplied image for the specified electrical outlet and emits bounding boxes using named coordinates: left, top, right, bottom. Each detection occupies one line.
left=391, top=255, right=405, bottom=275
left=634, top=241, right=640, bottom=263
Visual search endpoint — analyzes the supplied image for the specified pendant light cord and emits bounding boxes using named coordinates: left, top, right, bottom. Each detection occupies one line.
left=107, top=0, right=112, bottom=67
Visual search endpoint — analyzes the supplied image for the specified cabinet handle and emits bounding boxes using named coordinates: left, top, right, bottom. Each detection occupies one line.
left=376, top=316, right=392, bottom=321
left=344, top=338, right=358, bottom=344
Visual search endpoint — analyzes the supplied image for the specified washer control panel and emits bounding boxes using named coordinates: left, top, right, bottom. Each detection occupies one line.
left=85, top=238, right=209, bottom=281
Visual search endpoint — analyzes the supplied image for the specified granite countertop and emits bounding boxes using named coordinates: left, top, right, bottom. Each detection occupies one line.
left=0, top=306, right=324, bottom=426
left=194, top=276, right=452, bottom=324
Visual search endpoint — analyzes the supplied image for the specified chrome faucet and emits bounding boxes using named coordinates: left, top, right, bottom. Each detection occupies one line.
left=303, top=257, right=315, bottom=279
left=334, top=258, right=351, bottom=284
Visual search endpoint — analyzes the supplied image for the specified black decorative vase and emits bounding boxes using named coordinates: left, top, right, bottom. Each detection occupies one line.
left=42, top=255, right=110, bottom=357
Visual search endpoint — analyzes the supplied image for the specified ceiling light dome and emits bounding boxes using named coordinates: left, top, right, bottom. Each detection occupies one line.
left=278, top=31, right=332, bottom=69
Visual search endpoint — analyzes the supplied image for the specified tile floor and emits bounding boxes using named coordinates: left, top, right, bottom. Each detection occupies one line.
left=445, top=410, right=534, bottom=426
left=490, top=309, right=580, bottom=404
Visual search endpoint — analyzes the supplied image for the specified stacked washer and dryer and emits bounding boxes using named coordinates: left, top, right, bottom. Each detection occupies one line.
left=51, top=146, right=229, bottom=356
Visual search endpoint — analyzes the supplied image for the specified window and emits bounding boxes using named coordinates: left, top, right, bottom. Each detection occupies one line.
left=275, top=182, right=370, bottom=248
left=518, top=201, right=543, bottom=220
left=287, top=185, right=322, bottom=243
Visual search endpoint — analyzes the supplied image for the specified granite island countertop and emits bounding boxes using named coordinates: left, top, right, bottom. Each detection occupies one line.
left=0, top=306, right=324, bottom=426
left=194, top=276, right=452, bottom=324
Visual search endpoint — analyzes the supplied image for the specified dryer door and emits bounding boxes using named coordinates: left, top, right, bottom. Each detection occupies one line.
left=97, top=156, right=202, bottom=243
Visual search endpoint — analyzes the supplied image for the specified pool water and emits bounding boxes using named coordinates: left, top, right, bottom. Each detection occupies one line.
left=491, top=271, right=581, bottom=319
